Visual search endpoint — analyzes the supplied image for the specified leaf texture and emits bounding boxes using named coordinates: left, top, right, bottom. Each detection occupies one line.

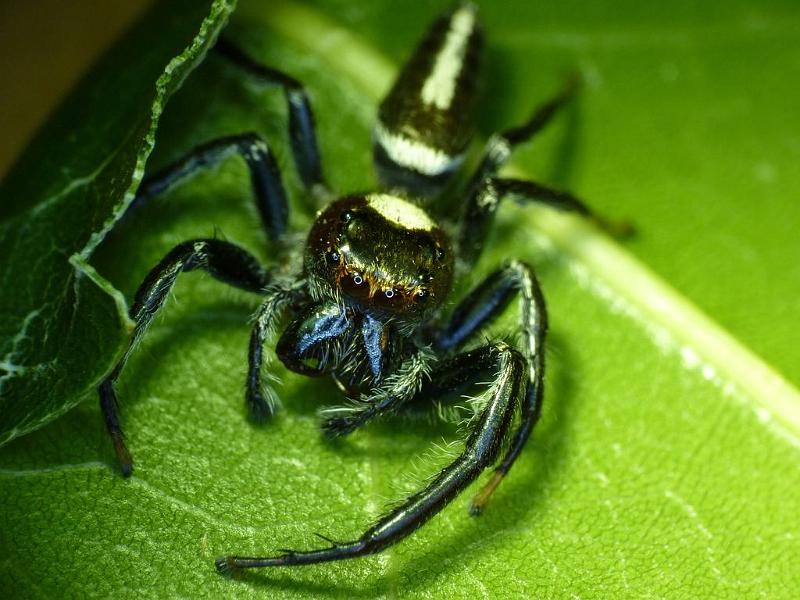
left=0, top=0, right=798, bottom=597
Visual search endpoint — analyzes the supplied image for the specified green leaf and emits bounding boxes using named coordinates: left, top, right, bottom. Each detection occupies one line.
left=1, top=0, right=799, bottom=597
left=0, top=0, right=237, bottom=445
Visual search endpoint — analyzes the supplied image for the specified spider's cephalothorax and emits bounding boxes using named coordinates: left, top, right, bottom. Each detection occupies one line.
left=305, top=194, right=453, bottom=316
left=99, top=2, right=624, bottom=572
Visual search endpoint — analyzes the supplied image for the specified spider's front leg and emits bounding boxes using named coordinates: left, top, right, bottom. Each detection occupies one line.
left=321, top=261, right=548, bottom=514
left=216, top=343, right=526, bottom=571
left=99, top=240, right=273, bottom=476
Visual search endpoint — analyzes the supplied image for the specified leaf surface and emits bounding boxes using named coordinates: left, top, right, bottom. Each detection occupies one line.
left=0, top=0, right=237, bottom=444
left=1, top=0, right=798, bottom=597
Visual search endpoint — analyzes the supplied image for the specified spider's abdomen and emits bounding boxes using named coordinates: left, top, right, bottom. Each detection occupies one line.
left=305, top=194, right=453, bottom=319
left=374, top=3, right=483, bottom=196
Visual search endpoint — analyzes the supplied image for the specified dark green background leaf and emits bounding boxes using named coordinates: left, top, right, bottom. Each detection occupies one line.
left=0, top=0, right=236, bottom=445
left=1, top=0, right=799, bottom=597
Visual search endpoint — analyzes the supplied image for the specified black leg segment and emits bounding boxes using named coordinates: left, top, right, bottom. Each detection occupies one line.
left=465, top=75, right=579, bottom=195
left=98, top=239, right=271, bottom=476
left=130, top=133, right=290, bottom=240
left=426, top=261, right=549, bottom=513
left=216, top=343, right=525, bottom=571
left=459, top=261, right=548, bottom=514
left=215, top=38, right=326, bottom=194
left=459, top=176, right=630, bottom=265
left=246, top=285, right=299, bottom=422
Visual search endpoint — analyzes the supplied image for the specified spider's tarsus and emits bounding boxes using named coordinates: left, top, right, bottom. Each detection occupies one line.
left=215, top=554, right=299, bottom=570
left=247, top=394, right=276, bottom=424
left=111, top=432, right=134, bottom=478
left=214, top=556, right=236, bottom=575
left=320, top=416, right=357, bottom=439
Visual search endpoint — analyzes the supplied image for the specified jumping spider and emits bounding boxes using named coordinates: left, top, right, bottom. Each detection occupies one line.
left=99, top=3, right=623, bottom=571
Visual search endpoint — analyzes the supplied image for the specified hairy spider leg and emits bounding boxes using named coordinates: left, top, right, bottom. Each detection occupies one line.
left=246, top=285, right=299, bottom=422
left=128, top=132, right=290, bottom=240
left=433, top=261, right=547, bottom=513
left=319, top=347, right=436, bottom=437
left=459, top=176, right=630, bottom=265
left=98, top=240, right=271, bottom=476
left=373, top=2, right=483, bottom=198
left=215, top=38, right=329, bottom=204
left=463, top=74, right=580, bottom=197
left=320, top=261, right=548, bottom=511
left=215, top=343, right=525, bottom=571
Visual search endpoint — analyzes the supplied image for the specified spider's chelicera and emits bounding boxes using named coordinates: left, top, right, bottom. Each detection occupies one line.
left=99, top=3, right=622, bottom=572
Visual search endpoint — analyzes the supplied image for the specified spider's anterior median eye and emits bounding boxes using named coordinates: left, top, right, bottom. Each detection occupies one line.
left=373, top=286, right=403, bottom=310
left=340, top=270, right=370, bottom=298
left=415, top=289, right=430, bottom=302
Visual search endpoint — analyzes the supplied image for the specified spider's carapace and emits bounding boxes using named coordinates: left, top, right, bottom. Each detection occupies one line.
left=306, top=194, right=453, bottom=318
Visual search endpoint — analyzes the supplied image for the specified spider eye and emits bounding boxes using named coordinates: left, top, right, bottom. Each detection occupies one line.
left=341, top=210, right=354, bottom=223
left=341, top=271, right=370, bottom=298
left=374, top=287, right=401, bottom=309
left=326, top=249, right=341, bottom=265
left=415, top=289, right=430, bottom=303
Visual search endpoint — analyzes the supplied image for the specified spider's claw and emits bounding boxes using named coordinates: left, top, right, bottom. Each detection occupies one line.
left=320, top=415, right=358, bottom=439
left=246, top=389, right=278, bottom=424
left=214, top=556, right=237, bottom=576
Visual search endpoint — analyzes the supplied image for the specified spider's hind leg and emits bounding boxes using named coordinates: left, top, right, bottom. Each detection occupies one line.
left=99, top=239, right=271, bottom=476
left=464, top=74, right=579, bottom=194
left=216, top=343, right=526, bottom=570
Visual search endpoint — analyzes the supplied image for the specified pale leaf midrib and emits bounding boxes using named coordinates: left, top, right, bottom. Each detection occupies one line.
left=241, top=0, right=800, bottom=443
